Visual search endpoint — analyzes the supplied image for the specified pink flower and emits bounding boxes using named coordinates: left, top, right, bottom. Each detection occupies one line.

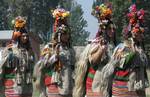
left=129, top=4, right=137, bottom=12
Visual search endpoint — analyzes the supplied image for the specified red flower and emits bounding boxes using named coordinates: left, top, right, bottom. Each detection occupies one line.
left=129, top=18, right=136, bottom=25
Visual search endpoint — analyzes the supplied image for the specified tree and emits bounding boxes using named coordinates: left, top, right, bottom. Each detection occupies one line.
left=27, top=0, right=59, bottom=43
left=109, top=0, right=131, bottom=42
left=0, top=0, right=12, bottom=30
left=60, top=0, right=90, bottom=46
left=0, top=0, right=59, bottom=43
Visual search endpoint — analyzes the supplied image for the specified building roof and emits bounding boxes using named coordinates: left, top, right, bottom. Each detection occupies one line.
left=0, top=30, right=43, bottom=44
left=0, top=30, right=13, bottom=40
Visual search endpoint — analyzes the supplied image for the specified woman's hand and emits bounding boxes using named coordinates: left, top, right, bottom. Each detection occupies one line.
left=114, top=48, right=124, bottom=60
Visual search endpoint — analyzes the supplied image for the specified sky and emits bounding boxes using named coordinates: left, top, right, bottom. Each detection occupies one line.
left=76, top=0, right=99, bottom=39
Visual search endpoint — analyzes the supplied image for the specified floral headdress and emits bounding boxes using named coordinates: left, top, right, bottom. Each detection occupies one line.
left=11, top=16, right=27, bottom=42
left=92, top=3, right=112, bottom=20
left=92, top=3, right=114, bottom=30
left=13, top=16, right=26, bottom=28
left=92, top=3, right=116, bottom=46
left=51, top=8, right=70, bottom=33
left=127, top=4, right=145, bottom=34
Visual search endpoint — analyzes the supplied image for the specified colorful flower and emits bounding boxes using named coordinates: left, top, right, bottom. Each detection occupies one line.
left=127, top=4, right=145, bottom=24
left=52, top=8, right=70, bottom=19
left=92, top=3, right=112, bottom=19
left=51, top=8, right=70, bottom=33
left=131, top=24, right=144, bottom=33
left=129, top=4, right=137, bottom=12
left=14, top=16, right=26, bottom=28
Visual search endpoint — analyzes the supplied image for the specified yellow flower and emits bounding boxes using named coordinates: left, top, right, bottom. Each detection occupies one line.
left=62, top=11, right=70, bottom=18
left=15, top=18, right=26, bottom=28
left=52, top=8, right=70, bottom=19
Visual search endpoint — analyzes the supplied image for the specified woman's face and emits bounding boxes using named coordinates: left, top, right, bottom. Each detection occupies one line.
left=20, top=33, right=29, bottom=43
left=61, top=32, right=69, bottom=43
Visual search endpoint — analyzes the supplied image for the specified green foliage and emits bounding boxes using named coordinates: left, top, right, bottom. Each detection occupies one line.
left=108, top=0, right=131, bottom=42
left=60, top=1, right=90, bottom=46
left=28, top=0, right=59, bottom=43
left=0, top=0, right=11, bottom=29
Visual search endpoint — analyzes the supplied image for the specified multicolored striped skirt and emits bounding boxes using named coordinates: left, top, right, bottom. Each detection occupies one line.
left=4, top=79, right=32, bottom=97
left=44, top=67, right=73, bottom=97
left=44, top=75, right=61, bottom=97
left=86, top=67, right=103, bottom=97
left=112, top=80, right=146, bottom=97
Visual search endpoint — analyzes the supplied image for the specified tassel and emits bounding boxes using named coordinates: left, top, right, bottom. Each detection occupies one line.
left=53, top=17, right=59, bottom=33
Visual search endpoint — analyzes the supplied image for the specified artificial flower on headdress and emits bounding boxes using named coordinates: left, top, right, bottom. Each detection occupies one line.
left=92, top=3, right=113, bottom=29
left=51, top=8, right=70, bottom=33
left=137, top=9, right=145, bottom=21
left=127, top=4, right=145, bottom=36
left=129, top=4, right=137, bottom=12
left=127, top=4, right=145, bottom=25
left=92, top=3, right=116, bottom=40
left=131, top=24, right=144, bottom=33
left=52, top=8, right=70, bottom=19
left=92, top=3, right=112, bottom=19
left=14, top=16, right=26, bottom=28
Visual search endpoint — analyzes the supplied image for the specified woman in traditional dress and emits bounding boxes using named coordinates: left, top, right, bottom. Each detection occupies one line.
left=33, top=8, right=75, bottom=97
left=0, top=16, right=35, bottom=97
left=73, top=3, right=116, bottom=97
left=99, top=4, right=149, bottom=97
